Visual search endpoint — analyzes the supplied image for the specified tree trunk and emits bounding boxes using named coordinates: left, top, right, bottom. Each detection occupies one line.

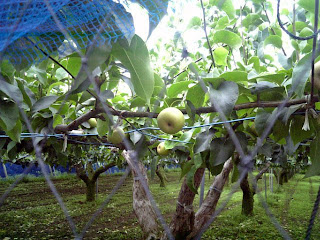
left=187, top=159, right=233, bottom=239
left=169, top=167, right=205, bottom=240
left=86, top=180, right=96, bottom=202
left=122, top=150, right=159, bottom=239
left=240, top=174, right=254, bottom=216
left=279, top=169, right=288, bottom=185
left=156, top=165, right=166, bottom=187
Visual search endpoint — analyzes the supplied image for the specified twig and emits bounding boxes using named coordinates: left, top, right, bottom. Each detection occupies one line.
left=200, top=0, right=215, bottom=71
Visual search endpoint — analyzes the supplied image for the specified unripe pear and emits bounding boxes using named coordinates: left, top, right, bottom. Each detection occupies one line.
left=107, top=127, right=125, bottom=144
left=157, top=142, right=170, bottom=156
left=157, top=107, right=185, bottom=134
left=88, top=118, right=97, bottom=128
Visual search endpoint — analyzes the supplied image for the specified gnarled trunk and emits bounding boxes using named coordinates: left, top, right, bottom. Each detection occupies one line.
left=122, top=150, right=160, bottom=239
left=187, top=159, right=233, bottom=239
left=240, top=174, right=254, bottom=216
left=86, top=180, right=96, bottom=202
left=169, top=167, right=205, bottom=240
left=156, top=165, right=167, bottom=187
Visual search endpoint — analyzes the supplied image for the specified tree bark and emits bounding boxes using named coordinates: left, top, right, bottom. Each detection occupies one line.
left=187, top=159, right=233, bottom=239
left=86, top=180, right=96, bottom=202
left=122, top=150, right=159, bottom=239
left=169, top=167, right=205, bottom=240
left=156, top=165, right=167, bottom=187
left=74, top=162, right=115, bottom=202
left=240, top=173, right=254, bottom=216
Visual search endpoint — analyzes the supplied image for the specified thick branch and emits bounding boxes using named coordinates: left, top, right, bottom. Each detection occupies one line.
left=54, top=98, right=309, bottom=134
left=169, top=167, right=205, bottom=240
left=74, top=163, right=89, bottom=184
left=92, top=162, right=116, bottom=181
left=255, top=162, right=271, bottom=182
left=188, top=159, right=233, bottom=239
left=122, top=150, right=160, bottom=239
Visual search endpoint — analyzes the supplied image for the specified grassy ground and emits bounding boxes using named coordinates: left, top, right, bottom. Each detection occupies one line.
left=0, top=170, right=320, bottom=239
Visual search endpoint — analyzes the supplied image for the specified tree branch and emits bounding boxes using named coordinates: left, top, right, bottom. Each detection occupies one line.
left=54, top=98, right=309, bottom=134
left=92, top=162, right=116, bottom=181
left=254, top=162, right=271, bottom=182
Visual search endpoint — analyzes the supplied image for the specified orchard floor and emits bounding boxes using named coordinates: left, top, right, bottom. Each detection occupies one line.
left=0, top=170, right=320, bottom=240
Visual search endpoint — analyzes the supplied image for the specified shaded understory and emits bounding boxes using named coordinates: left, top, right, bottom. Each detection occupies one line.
left=0, top=171, right=320, bottom=239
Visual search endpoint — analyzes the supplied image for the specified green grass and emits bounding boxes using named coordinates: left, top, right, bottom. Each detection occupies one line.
left=0, top=171, right=320, bottom=239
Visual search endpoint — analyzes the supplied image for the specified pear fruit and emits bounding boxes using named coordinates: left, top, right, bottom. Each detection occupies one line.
left=88, top=118, right=97, bottom=128
left=107, top=127, right=125, bottom=144
left=157, top=107, right=185, bottom=134
left=157, top=142, right=170, bottom=156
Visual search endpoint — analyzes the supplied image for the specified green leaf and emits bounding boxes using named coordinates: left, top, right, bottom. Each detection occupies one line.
left=65, top=57, right=81, bottom=76
left=290, top=115, right=313, bottom=145
left=107, top=65, right=121, bottom=90
left=211, top=0, right=235, bottom=19
left=112, top=35, right=154, bottom=104
left=194, top=129, right=215, bottom=154
left=6, top=120, right=22, bottom=142
left=209, top=138, right=235, bottom=167
left=209, top=81, right=239, bottom=117
left=32, top=96, right=59, bottom=113
left=188, top=16, right=202, bottom=29
left=254, top=109, right=271, bottom=136
left=153, top=73, right=165, bottom=96
left=0, top=60, right=15, bottom=80
left=186, top=165, right=200, bottom=194
left=0, top=101, right=19, bottom=131
left=180, top=160, right=193, bottom=180
left=186, top=84, right=206, bottom=108
left=291, top=53, right=312, bottom=97
left=298, top=0, right=320, bottom=14
left=53, top=115, right=63, bottom=128
left=71, top=43, right=111, bottom=93
left=220, top=71, right=248, bottom=83
left=305, top=132, right=320, bottom=177
left=213, top=47, right=229, bottom=66
left=216, top=16, right=230, bottom=30
left=167, top=81, right=192, bottom=98
left=264, top=35, right=282, bottom=49
left=0, top=80, right=23, bottom=103
left=186, top=100, right=196, bottom=123
left=97, top=118, right=110, bottom=137
left=27, top=60, right=48, bottom=85
left=242, top=13, right=263, bottom=29
left=213, top=30, right=242, bottom=49
left=16, top=80, right=35, bottom=108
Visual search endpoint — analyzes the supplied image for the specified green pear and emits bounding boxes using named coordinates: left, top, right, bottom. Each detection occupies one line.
left=88, top=118, right=97, bottom=128
left=157, top=142, right=170, bottom=156
left=107, top=127, right=125, bottom=144
left=157, top=107, right=185, bottom=134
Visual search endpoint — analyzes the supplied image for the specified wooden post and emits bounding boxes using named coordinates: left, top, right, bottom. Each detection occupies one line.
left=264, top=173, right=267, bottom=200
left=269, top=168, right=273, bottom=193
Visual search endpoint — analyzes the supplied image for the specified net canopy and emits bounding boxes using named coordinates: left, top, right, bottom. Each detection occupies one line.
left=0, top=0, right=169, bottom=65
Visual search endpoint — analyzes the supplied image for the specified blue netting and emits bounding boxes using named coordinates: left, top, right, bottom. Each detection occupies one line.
left=0, top=0, right=168, bottom=65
